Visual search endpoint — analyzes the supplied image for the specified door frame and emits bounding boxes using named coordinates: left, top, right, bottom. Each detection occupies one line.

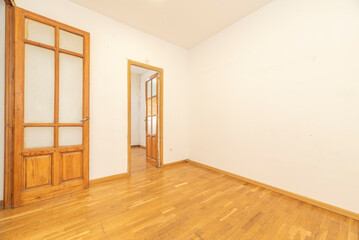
left=127, top=60, right=164, bottom=174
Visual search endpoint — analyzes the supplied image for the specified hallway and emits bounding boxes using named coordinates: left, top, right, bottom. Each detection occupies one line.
left=131, top=146, right=155, bottom=173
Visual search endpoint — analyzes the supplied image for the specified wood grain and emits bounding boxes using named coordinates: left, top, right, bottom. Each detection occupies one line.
left=61, top=152, right=83, bottom=181
left=24, top=155, right=52, bottom=189
left=4, top=0, right=16, bottom=7
left=162, top=159, right=188, bottom=167
left=0, top=159, right=357, bottom=239
left=89, top=173, right=128, bottom=185
left=4, top=7, right=90, bottom=207
left=130, top=147, right=155, bottom=173
left=188, top=160, right=359, bottom=222
left=145, top=73, right=159, bottom=167
left=4, top=3, right=16, bottom=209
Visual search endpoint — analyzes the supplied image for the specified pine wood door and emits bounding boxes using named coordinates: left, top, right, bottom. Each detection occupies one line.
left=145, top=73, right=159, bottom=167
left=11, top=8, right=90, bottom=207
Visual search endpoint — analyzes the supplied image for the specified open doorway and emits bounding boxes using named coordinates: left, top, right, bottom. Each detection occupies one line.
left=127, top=60, right=163, bottom=174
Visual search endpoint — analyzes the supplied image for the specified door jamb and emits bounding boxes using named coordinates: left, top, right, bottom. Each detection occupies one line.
left=3, top=3, right=16, bottom=209
left=127, top=60, right=163, bottom=175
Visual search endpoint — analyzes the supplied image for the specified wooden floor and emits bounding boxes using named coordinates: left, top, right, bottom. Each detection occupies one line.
left=131, top=146, right=154, bottom=173
left=0, top=151, right=358, bottom=239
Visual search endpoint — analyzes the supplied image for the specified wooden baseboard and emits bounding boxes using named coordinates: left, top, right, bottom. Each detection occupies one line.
left=0, top=200, right=3, bottom=209
left=90, top=173, right=128, bottom=185
left=187, top=160, right=359, bottom=221
left=140, top=145, right=146, bottom=149
left=163, top=159, right=188, bottom=168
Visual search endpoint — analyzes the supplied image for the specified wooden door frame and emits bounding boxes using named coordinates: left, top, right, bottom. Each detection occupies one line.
left=127, top=60, right=163, bottom=175
left=3, top=0, right=16, bottom=210
left=4, top=2, right=16, bottom=209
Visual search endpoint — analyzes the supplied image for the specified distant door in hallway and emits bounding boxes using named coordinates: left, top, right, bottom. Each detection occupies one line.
left=145, top=73, right=159, bottom=167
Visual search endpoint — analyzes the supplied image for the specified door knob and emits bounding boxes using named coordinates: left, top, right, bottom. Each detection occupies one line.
left=80, top=117, right=89, bottom=122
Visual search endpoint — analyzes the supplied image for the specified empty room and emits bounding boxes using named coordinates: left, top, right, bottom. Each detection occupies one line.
left=0, top=0, right=358, bottom=239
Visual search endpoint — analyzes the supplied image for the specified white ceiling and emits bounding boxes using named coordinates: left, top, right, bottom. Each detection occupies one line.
left=69, top=0, right=274, bottom=49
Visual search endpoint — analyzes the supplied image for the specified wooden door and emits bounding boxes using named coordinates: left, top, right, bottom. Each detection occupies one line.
left=11, top=8, right=90, bottom=207
left=145, top=73, right=159, bottom=167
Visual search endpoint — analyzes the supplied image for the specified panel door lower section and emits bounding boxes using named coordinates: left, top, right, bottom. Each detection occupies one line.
left=146, top=136, right=157, bottom=167
left=18, top=148, right=86, bottom=206
left=61, top=151, right=83, bottom=182
left=24, top=154, right=52, bottom=190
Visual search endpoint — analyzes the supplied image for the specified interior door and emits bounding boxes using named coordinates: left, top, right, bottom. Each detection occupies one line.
left=12, top=8, right=90, bottom=207
left=145, top=73, right=159, bottom=167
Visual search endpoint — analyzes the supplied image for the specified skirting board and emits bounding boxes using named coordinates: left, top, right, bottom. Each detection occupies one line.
left=187, top=160, right=359, bottom=221
left=162, top=159, right=188, bottom=168
left=90, top=173, right=128, bottom=185
left=0, top=200, right=3, bottom=209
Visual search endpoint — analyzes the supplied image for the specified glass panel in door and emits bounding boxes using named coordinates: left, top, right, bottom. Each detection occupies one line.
left=25, top=18, right=55, bottom=46
left=59, top=127, right=83, bottom=146
left=24, top=44, right=55, bottom=123
left=59, top=29, right=84, bottom=54
left=24, top=127, right=54, bottom=149
left=59, top=53, right=83, bottom=123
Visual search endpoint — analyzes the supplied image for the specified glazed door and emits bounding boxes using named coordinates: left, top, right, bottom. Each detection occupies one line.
left=145, top=73, right=159, bottom=167
left=12, top=8, right=90, bottom=207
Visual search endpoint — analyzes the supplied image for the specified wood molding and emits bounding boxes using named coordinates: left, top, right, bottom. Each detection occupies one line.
left=89, top=173, right=128, bottom=185
left=162, top=159, right=188, bottom=168
left=4, top=4, right=16, bottom=209
left=0, top=200, right=3, bottom=209
left=187, top=160, right=359, bottom=221
left=127, top=61, right=132, bottom=174
left=127, top=59, right=164, bottom=175
left=4, top=0, right=16, bottom=6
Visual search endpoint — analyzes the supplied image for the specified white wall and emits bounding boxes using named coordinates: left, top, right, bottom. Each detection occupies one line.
left=0, top=1, right=5, bottom=201
left=139, top=69, right=158, bottom=147
left=189, top=0, right=359, bottom=213
left=131, top=73, right=141, bottom=146
left=0, top=0, right=190, bottom=200
left=1, top=0, right=358, bottom=215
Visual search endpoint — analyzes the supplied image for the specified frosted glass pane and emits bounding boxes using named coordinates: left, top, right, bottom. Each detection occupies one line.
left=147, top=99, right=152, bottom=116
left=147, top=117, right=151, bottom=134
left=24, top=127, right=54, bottom=149
left=24, top=44, right=55, bottom=123
left=152, top=78, right=157, bottom=96
left=151, top=97, right=157, bottom=115
left=59, top=30, right=83, bottom=54
left=152, top=116, right=157, bottom=135
left=59, top=53, right=83, bottom=123
left=25, top=18, right=55, bottom=46
left=147, top=81, right=151, bottom=98
left=59, top=127, right=82, bottom=146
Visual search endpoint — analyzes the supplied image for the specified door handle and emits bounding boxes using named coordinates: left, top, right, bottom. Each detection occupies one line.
left=80, top=117, right=89, bottom=122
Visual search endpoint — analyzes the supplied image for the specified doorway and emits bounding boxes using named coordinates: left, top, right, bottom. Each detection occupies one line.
left=127, top=60, right=163, bottom=174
